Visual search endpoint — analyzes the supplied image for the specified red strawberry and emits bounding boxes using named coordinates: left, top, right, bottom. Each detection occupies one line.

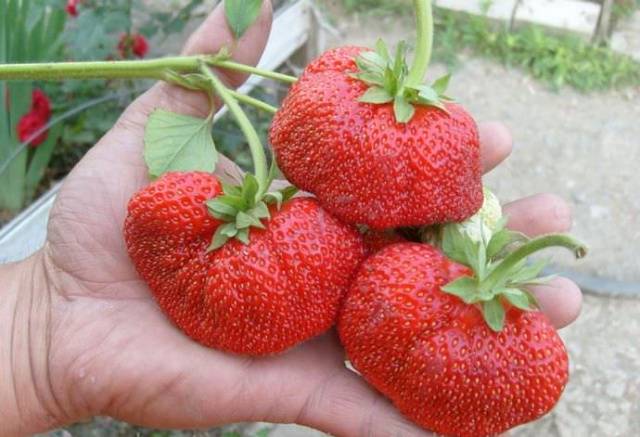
left=338, top=224, right=587, bottom=436
left=125, top=172, right=365, bottom=355
left=270, top=45, right=483, bottom=229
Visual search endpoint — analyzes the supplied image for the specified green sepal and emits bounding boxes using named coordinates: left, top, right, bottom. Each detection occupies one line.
left=249, top=201, right=271, bottom=219
left=241, top=173, right=260, bottom=206
left=236, top=210, right=264, bottom=229
left=359, top=87, right=394, bottom=104
left=483, top=298, right=506, bottom=332
left=264, top=186, right=298, bottom=209
left=393, top=95, right=415, bottom=124
left=207, top=199, right=238, bottom=221
left=502, top=288, right=538, bottom=311
left=508, top=259, right=549, bottom=284
left=432, top=74, right=452, bottom=95
left=441, top=276, right=479, bottom=303
left=208, top=222, right=237, bottom=251
left=351, top=40, right=455, bottom=123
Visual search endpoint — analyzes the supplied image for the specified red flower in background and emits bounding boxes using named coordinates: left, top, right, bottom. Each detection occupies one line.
left=118, top=33, right=149, bottom=59
left=31, top=89, right=51, bottom=119
left=16, top=89, right=52, bottom=148
left=66, top=0, right=81, bottom=17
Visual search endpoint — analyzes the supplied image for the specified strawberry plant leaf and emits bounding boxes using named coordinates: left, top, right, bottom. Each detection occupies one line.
left=144, top=109, right=217, bottom=179
left=483, top=298, right=506, bottom=332
left=359, top=87, right=394, bottom=104
left=224, top=0, right=263, bottom=39
left=441, top=276, right=478, bottom=303
left=393, top=95, right=415, bottom=124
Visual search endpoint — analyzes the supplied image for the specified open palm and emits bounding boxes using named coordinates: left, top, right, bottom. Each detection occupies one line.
left=39, top=3, right=582, bottom=436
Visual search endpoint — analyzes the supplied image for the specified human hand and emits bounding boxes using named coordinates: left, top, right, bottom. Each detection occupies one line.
left=0, top=2, right=582, bottom=436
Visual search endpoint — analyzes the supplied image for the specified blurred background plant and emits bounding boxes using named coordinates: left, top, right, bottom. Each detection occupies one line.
left=1, top=0, right=66, bottom=213
left=0, top=0, right=207, bottom=218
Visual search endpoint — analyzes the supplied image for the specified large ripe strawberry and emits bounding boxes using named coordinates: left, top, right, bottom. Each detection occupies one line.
left=338, top=219, right=587, bottom=437
left=270, top=43, right=483, bottom=229
left=125, top=171, right=365, bottom=356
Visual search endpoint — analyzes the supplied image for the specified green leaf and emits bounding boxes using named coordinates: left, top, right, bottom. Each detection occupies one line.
left=144, top=110, right=217, bottom=179
left=482, top=298, right=506, bottom=332
left=224, top=0, right=263, bottom=39
left=432, top=73, right=452, bottom=95
left=393, top=95, right=415, bottom=123
left=249, top=201, right=270, bottom=219
left=503, top=288, right=535, bottom=311
left=255, top=428, right=271, bottom=437
left=441, top=276, right=479, bottom=303
left=359, top=87, right=394, bottom=104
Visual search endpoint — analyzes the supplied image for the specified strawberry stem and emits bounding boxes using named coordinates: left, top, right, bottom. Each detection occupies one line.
left=0, top=55, right=298, bottom=84
left=229, top=89, right=278, bottom=114
left=480, top=234, right=587, bottom=293
left=200, top=63, right=269, bottom=197
left=406, top=0, right=434, bottom=88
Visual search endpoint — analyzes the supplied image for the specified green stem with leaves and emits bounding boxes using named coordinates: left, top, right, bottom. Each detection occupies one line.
left=200, top=63, right=269, bottom=196
left=0, top=55, right=298, bottom=84
left=406, top=0, right=434, bottom=87
left=480, top=234, right=588, bottom=293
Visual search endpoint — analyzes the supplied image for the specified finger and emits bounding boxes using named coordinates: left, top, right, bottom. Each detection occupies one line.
left=503, top=193, right=573, bottom=236
left=528, top=277, right=582, bottom=329
left=480, top=121, right=513, bottom=173
left=294, top=367, right=429, bottom=437
left=502, top=194, right=581, bottom=329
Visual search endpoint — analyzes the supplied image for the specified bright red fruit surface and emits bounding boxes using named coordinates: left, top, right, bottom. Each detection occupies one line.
left=339, top=243, right=569, bottom=437
left=270, top=46, right=483, bottom=230
left=125, top=172, right=365, bottom=355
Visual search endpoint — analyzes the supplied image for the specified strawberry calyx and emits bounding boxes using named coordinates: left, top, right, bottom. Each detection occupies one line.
left=206, top=170, right=297, bottom=251
left=351, top=39, right=453, bottom=123
left=440, top=221, right=587, bottom=332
